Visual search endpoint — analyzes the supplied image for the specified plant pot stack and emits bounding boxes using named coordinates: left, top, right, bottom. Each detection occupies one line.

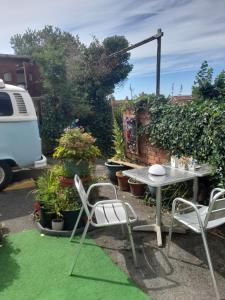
left=35, top=128, right=101, bottom=234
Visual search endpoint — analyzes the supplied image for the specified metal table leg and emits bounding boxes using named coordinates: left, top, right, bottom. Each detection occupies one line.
left=193, top=177, right=198, bottom=203
left=133, top=185, right=186, bottom=247
left=155, top=186, right=162, bottom=246
left=133, top=186, right=163, bottom=247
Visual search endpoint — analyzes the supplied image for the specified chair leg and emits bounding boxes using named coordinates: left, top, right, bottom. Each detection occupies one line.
left=70, top=207, right=84, bottom=242
left=167, top=215, right=174, bottom=257
left=127, top=223, right=137, bottom=267
left=201, top=230, right=220, bottom=300
left=69, top=220, right=90, bottom=276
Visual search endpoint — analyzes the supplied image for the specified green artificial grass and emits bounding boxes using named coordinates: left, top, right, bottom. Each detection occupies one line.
left=0, top=230, right=149, bottom=300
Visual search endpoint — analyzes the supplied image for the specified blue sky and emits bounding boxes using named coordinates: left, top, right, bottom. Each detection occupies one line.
left=1, top=0, right=225, bottom=99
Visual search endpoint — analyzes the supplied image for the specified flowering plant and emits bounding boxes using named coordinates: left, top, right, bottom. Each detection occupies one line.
left=53, top=128, right=101, bottom=161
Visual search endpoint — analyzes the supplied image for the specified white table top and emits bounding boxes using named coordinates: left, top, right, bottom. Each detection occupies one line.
left=123, top=164, right=211, bottom=187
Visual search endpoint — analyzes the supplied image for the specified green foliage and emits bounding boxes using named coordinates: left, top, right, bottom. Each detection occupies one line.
left=53, top=128, right=101, bottom=161
left=77, top=35, right=133, bottom=154
left=112, top=119, right=125, bottom=160
left=192, top=61, right=225, bottom=102
left=112, top=101, right=127, bottom=129
left=11, top=27, right=132, bottom=154
left=145, top=182, right=192, bottom=209
left=214, top=70, right=225, bottom=101
left=34, top=166, right=81, bottom=214
left=35, top=169, right=59, bottom=210
left=134, top=93, right=225, bottom=185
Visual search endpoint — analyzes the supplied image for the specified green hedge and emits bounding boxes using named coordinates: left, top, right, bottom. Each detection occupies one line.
left=133, top=94, right=225, bottom=185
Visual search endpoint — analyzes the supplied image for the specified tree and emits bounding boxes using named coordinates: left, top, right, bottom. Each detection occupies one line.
left=192, top=61, right=225, bottom=102
left=214, top=70, right=225, bottom=102
left=82, top=36, right=132, bottom=153
left=192, top=61, right=214, bottom=100
left=11, top=27, right=132, bottom=153
left=11, top=26, right=90, bottom=152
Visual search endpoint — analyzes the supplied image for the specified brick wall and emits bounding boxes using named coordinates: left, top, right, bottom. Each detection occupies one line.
left=0, top=56, right=41, bottom=97
left=123, top=109, right=170, bottom=166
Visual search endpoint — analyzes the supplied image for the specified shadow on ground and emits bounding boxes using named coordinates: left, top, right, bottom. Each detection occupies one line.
left=0, top=239, right=20, bottom=292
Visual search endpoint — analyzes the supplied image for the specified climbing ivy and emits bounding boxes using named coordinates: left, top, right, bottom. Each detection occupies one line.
left=133, top=94, right=225, bottom=185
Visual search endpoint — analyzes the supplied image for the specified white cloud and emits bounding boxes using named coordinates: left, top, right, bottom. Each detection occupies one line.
left=0, top=0, right=224, bottom=80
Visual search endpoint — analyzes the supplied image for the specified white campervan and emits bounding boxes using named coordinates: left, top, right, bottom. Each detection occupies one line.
left=0, top=79, right=46, bottom=190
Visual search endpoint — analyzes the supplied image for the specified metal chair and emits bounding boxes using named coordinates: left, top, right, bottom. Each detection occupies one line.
left=69, top=175, right=138, bottom=275
left=167, top=188, right=225, bottom=300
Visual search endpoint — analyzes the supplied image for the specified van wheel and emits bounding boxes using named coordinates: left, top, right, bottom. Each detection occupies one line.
left=0, top=162, right=12, bottom=191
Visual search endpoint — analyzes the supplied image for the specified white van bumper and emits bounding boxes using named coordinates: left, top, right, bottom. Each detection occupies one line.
left=34, top=155, right=47, bottom=168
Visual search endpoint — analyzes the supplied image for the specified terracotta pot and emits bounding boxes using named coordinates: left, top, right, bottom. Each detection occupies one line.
left=59, top=176, right=74, bottom=187
left=59, top=175, right=91, bottom=188
left=128, top=178, right=146, bottom=197
left=116, top=171, right=130, bottom=191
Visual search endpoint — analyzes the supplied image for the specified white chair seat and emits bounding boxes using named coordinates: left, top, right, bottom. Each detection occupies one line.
left=174, top=206, right=225, bottom=233
left=168, top=189, right=225, bottom=300
left=94, top=201, right=136, bottom=226
left=174, top=206, right=208, bottom=233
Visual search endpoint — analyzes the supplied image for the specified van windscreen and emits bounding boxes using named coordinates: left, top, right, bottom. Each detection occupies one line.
left=0, top=92, right=13, bottom=116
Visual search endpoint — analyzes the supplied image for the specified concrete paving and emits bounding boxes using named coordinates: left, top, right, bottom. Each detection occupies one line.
left=0, top=161, right=225, bottom=300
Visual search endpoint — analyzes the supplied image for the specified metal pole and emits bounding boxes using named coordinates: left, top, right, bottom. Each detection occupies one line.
left=107, top=29, right=164, bottom=97
left=156, top=28, right=162, bottom=96
left=109, top=30, right=163, bottom=58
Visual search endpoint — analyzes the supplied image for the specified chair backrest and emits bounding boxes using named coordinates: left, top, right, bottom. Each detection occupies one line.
left=204, top=188, right=225, bottom=228
left=74, top=175, right=90, bottom=218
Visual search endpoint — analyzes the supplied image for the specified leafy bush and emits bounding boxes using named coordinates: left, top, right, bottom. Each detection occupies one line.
left=112, top=119, right=125, bottom=160
left=34, top=166, right=81, bottom=213
left=53, top=128, right=101, bottom=161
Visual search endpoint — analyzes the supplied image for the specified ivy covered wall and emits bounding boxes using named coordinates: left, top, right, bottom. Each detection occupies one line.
left=131, top=93, right=225, bottom=185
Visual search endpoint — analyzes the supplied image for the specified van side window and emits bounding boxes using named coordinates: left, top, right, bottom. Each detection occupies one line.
left=0, top=92, right=13, bottom=116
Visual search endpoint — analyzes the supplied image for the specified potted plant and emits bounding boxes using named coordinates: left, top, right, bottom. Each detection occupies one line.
left=58, top=185, right=83, bottom=231
left=34, top=166, right=84, bottom=232
left=116, top=171, right=130, bottom=191
left=34, top=170, right=58, bottom=228
left=178, top=156, right=190, bottom=170
left=52, top=203, right=64, bottom=231
left=53, top=128, right=101, bottom=178
left=128, top=178, right=146, bottom=197
left=105, top=120, right=129, bottom=184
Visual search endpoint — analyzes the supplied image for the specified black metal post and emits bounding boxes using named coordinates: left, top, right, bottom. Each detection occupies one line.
left=108, top=29, right=163, bottom=98
left=156, top=28, right=162, bottom=96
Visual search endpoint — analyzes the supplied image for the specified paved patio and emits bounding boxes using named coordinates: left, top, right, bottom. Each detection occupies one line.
left=0, top=161, right=225, bottom=300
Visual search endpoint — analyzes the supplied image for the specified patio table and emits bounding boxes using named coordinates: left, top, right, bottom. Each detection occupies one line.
left=123, top=165, right=211, bottom=247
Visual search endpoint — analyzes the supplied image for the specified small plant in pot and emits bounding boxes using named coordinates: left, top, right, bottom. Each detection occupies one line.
left=34, top=166, right=85, bottom=233
left=128, top=178, right=146, bottom=197
left=52, top=203, right=64, bottom=231
left=34, top=170, right=58, bottom=228
left=105, top=120, right=129, bottom=184
left=53, top=128, right=101, bottom=179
